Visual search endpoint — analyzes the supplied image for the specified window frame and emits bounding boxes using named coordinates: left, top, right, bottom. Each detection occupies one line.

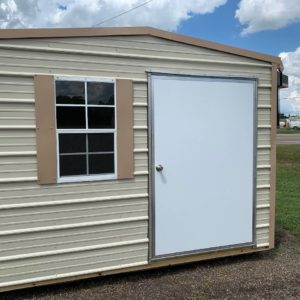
left=54, top=76, right=117, bottom=183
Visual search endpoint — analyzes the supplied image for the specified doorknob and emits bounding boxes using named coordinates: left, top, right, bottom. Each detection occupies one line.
left=156, top=164, right=164, bottom=172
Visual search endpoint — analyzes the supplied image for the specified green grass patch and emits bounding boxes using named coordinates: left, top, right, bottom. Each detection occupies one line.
left=277, top=128, right=300, bottom=134
left=276, top=145, right=300, bottom=237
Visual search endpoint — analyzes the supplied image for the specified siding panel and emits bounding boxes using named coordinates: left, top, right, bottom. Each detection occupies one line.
left=257, top=148, right=271, bottom=165
left=256, top=227, right=269, bottom=246
left=0, top=197, right=148, bottom=232
left=0, top=177, right=148, bottom=206
left=0, top=34, right=273, bottom=288
left=0, top=36, right=272, bottom=65
left=256, top=207, right=270, bottom=225
left=0, top=221, right=148, bottom=258
left=0, top=243, right=148, bottom=287
left=258, top=129, right=271, bottom=146
left=258, top=108, right=272, bottom=126
left=257, top=188, right=270, bottom=206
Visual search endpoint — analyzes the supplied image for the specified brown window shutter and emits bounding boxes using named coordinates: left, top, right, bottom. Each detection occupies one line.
left=116, top=79, right=134, bottom=179
left=34, top=75, right=57, bottom=184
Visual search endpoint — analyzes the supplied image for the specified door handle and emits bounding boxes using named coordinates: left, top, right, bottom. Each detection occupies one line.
left=156, top=164, right=164, bottom=172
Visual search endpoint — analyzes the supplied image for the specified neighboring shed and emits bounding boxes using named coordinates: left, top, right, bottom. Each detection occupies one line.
left=0, top=27, right=282, bottom=291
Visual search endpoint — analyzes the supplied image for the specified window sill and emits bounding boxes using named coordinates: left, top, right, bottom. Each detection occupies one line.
left=57, top=174, right=116, bottom=183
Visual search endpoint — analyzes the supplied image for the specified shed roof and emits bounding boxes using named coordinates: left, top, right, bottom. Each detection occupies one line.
left=0, top=26, right=282, bottom=68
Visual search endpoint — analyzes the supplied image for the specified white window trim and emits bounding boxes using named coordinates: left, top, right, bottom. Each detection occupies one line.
left=54, top=76, right=117, bottom=183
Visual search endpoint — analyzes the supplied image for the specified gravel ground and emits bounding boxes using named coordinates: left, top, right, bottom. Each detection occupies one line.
left=2, top=228, right=300, bottom=300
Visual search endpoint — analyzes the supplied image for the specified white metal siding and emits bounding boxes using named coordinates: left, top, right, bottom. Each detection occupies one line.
left=0, top=35, right=273, bottom=287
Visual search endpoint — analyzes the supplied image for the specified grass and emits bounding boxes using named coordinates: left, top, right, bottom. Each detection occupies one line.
left=276, top=144, right=300, bottom=237
left=277, top=128, right=300, bottom=134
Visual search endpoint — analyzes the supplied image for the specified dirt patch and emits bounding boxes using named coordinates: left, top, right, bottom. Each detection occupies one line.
left=2, top=228, right=300, bottom=300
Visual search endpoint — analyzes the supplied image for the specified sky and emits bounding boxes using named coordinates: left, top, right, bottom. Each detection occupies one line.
left=0, top=0, right=299, bottom=116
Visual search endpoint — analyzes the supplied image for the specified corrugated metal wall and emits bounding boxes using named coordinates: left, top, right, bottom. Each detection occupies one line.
left=0, top=35, right=273, bottom=288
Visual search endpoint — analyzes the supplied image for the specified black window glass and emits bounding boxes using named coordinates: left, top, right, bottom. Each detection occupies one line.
left=87, top=82, right=114, bottom=105
left=56, top=107, right=86, bottom=129
left=59, top=134, right=86, bottom=153
left=60, top=155, right=87, bottom=176
left=88, top=107, right=114, bottom=129
left=56, top=81, right=85, bottom=104
left=89, top=154, right=114, bottom=174
left=88, top=133, right=114, bottom=152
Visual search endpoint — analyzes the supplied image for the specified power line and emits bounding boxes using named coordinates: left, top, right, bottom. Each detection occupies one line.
left=282, top=96, right=300, bottom=99
left=93, top=0, right=154, bottom=27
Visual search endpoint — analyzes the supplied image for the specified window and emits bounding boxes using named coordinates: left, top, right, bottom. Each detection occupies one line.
left=55, top=77, right=116, bottom=182
left=34, top=75, right=133, bottom=184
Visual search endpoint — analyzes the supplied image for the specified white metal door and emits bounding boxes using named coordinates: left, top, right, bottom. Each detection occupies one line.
left=150, top=74, right=256, bottom=259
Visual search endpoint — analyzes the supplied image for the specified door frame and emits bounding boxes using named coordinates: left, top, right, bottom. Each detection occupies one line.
left=147, top=72, right=258, bottom=261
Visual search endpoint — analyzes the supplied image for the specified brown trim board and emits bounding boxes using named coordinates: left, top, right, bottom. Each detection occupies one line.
left=0, top=26, right=282, bottom=67
left=34, top=75, right=57, bottom=184
left=269, top=64, right=278, bottom=248
left=116, top=79, right=134, bottom=179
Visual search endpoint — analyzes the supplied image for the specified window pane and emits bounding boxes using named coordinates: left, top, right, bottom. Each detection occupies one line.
left=60, top=155, right=87, bottom=176
left=59, top=134, right=86, bottom=154
left=88, top=133, right=114, bottom=152
left=87, top=82, right=114, bottom=105
left=89, top=154, right=114, bottom=174
left=88, top=107, right=114, bottom=129
left=56, top=81, right=85, bottom=104
left=56, top=107, right=86, bottom=129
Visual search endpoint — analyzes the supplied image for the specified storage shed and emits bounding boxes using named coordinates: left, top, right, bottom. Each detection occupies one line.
left=0, top=27, right=283, bottom=291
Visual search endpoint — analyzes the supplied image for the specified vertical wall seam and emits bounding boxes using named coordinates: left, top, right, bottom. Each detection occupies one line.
left=268, top=64, right=278, bottom=248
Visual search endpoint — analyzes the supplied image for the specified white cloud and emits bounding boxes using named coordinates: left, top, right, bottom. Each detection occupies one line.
left=235, top=0, right=300, bottom=35
left=279, top=47, right=300, bottom=116
left=0, top=0, right=227, bottom=30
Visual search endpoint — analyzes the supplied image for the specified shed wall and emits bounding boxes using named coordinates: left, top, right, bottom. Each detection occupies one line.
left=0, top=35, right=273, bottom=288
